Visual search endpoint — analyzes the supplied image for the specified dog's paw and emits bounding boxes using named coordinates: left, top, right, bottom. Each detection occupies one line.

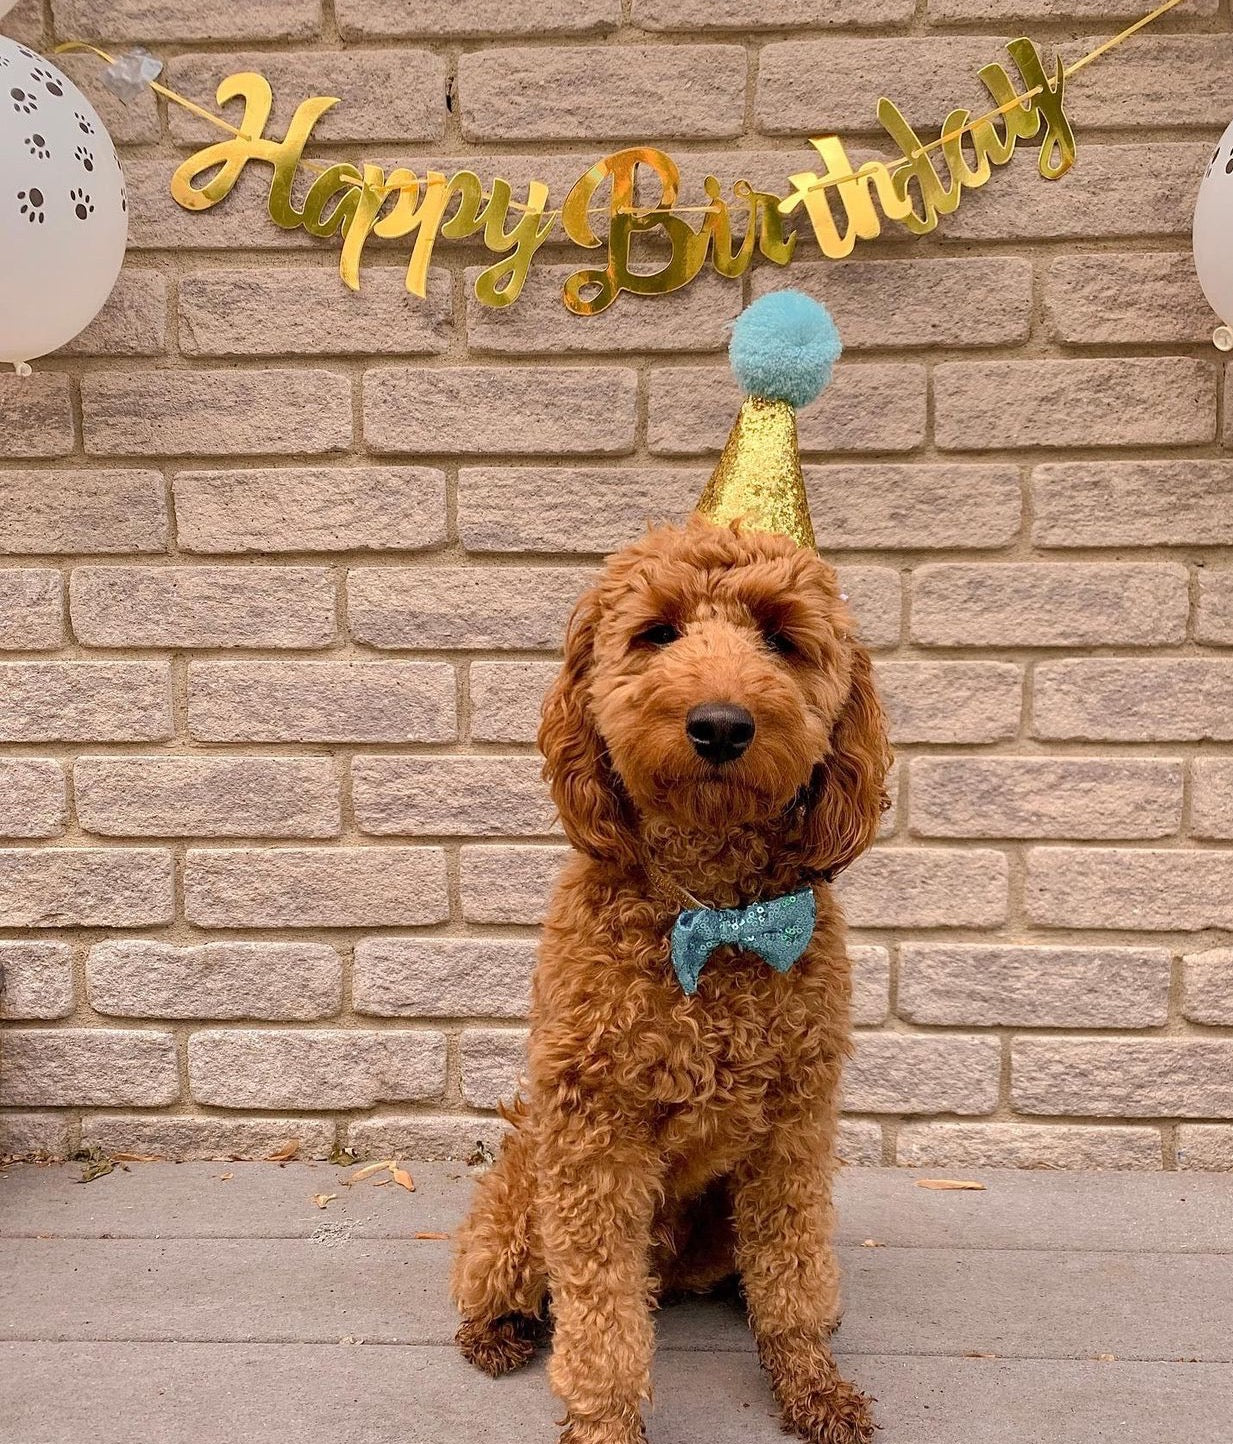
left=780, top=1374, right=876, bottom=1444
left=559, top=1417, right=647, bottom=1444
left=456, top=1314, right=538, bottom=1376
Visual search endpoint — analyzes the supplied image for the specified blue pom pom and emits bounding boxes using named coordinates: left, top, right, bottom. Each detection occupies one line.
left=728, top=290, right=842, bottom=407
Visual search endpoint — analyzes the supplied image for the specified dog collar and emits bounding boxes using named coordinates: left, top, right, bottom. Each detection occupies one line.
left=669, top=886, right=816, bottom=996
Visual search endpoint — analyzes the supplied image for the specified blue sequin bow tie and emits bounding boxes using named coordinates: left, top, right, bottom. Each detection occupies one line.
left=669, top=886, right=817, bottom=996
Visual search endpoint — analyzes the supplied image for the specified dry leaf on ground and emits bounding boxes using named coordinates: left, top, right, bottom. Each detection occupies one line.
left=415, top=1231, right=450, bottom=1240
left=218, top=1171, right=234, bottom=1182
left=390, top=1165, right=415, bottom=1193
left=266, top=1139, right=301, bottom=1162
left=915, top=1179, right=986, bottom=1191
left=861, top=1239, right=885, bottom=1248
left=312, top=1193, right=338, bottom=1210
left=347, top=1160, right=395, bottom=1183
left=111, top=1152, right=164, bottom=1163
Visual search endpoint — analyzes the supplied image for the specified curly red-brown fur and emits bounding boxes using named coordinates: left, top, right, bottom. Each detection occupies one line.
left=451, top=517, right=890, bottom=1444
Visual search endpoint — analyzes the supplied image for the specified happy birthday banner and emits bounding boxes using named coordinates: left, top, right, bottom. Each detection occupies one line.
left=64, top=0, right=1183, bottom=315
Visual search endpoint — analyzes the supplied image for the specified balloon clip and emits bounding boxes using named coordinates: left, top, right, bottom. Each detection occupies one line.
left=10, top=361, right=33, bottom=378
left=101, top=47, right=164, bottom=102
left=1213, top=326, right=1233, bottom=353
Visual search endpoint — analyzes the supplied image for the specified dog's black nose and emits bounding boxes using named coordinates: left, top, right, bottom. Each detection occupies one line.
left=686, top=702, right=755, bottom=763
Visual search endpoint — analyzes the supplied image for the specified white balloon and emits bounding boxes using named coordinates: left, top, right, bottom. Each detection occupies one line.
left=0, top=37, right=128, bottom=369
left=1193, top=117, right=1233, bottom=349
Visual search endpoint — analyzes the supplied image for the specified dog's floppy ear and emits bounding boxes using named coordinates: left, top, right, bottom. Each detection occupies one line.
left=538, top=586, right=638, bottom=867
left=798, top=643, right=891, bottom=878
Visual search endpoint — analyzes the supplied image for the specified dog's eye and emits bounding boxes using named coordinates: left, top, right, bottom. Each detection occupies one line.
left=635, top=622, right=679, bottom=648
left=765, top=631, right=797, bottom=657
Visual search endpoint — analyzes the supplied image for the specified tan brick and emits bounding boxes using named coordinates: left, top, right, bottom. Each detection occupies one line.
left=459, top=467, right=702, bottom=554
left=354, top=937, right=537, bottom=1018
left=756, top=36, right=1233, bottom=133
left=470, top=661, right=556, bottom=743
left=51, top=0, right=321, bottom=40
left=832, top=566, right=898, bottom=651
left=0, top=847, right=172, bottom=927
left=185, top=846, right=449, bottom=929
left=178, top=267, right=451, bottom=359
left=0, top=1112, right=69, bottom=1159
left=0, top=373, right=73, bottom=458
left=875, top=661, right=1022, bottom=745
left=88, top=940, right=342, bottom=1020
left=910, top=757, right=1183, bottom=840
left=640, top=0, right=910, bottom=27
left=754, top=258, right=1031, bottom=349
left=0, top=942, right=73, bottom=1019
left=0, top=661, right=172, bottom=739
left=175, top=467, right=447, bottom=555
left=935, top=359, right=1215, bottom=451
left=1012, top=1038, right=1233, bottom=1118
left=0, top=0, right=44, bottom=46
left=1033, top=660, right=1233, bottom=742
left=460, top=45, right=745, bottom=141
left=0, top=662, right=170, bottom=742
left=0, top=470, right=167, bottom=554
left=849, top=944, right=889, bottom=1026
left=1026, top=848, right=1233, bottom=930
left=53, top=55, right=159, bottom=144
left=899, top=944, right=1170, bottom=1028
left=1192, top=760, right=1233, bottom=840
left=56, top=269, right=167, bottom=356
left=461, top=1028, right=528, bottom=1109
left=836, top=848, right=1008, bottom=928
left=70, top=566, right=335, bottom=649
left=1197, top=570, right=1233, bottom=645
left=1182, top=947, right=1233, bottom=1026
left=1033, top=462, right=1233, bottom=547
left=466, top=266, right=738, bottom=355
left=1177, top=1125, right=1233, bottom=1172
left=125, top=157, right=320, bottom=254
left=0, top=759, right=66, bottom=839
left=913, top=563, right=1187, bottom=648
left=188, top=1028, right=446, bottom=1109
left=844, top=1034, right=999, bottom=1114
left=338, top=0, right=619, bottom=35
left=1045, top=253, right=1212, bottom=346
left=896, top=1122, right=1162, bottom=1171
left=932, top=0, right=1214, bottom=18
left=835, top=1120, right=883, bottom=1166
left=1227, top=368, right=1233, bottom=450
left=0, top=1028, right=177, bottom=1105
left=364, top=366, right=636, bottom=456
left=949, top=142, right=1210, bottom=242
left=349, top=566, right=591, bottom=650
left=648, top=364, right=926, bottom=457
left=346, top=1112, right=508, bottom=1162
left=0, top=570, right=63, bottom=650
left=75, top=756, right=341, bottom=839
left=168, top=51, right=446, bottom=145
left=353, top=756, right=556, bottom=837
left=188, top=661, right=456, bottom=743
left=81, top=1114, right=335, bottom=1161
left=805, top=465, right=1020, bottom=550
left=82, top=371, right=352, bottom=457
left=461, top=844, right=568, bottom=924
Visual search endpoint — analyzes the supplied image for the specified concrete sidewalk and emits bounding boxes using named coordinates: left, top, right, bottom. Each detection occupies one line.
left=0, top=1160, right=1229, bottom=1444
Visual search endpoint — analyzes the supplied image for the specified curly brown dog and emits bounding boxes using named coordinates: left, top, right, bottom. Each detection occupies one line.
left=451, top=514, right=890, bottom=1444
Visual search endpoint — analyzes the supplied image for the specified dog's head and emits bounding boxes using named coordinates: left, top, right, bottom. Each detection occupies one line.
left=539, top=516, right=890, bottom=876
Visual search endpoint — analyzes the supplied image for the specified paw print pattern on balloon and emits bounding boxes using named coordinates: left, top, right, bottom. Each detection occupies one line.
left=17, top=187, right=46, bottom=225
left=74, top=110, right=94, bottom=136
left=69, top=187, right=94, bottom=220
left=10, top=85, right=37, bottom=115
left=25, top=133, right=51, bottom=160
left=120, top=184, right=128, bottom=214
left=74, top=145, right=95, bottom=173
left=30, top=65, right=63, bottom=98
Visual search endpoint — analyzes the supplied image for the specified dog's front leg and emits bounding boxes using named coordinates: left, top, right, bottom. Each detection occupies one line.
left=537, top=1114, right=662, bottom=1444
left=732, top=1109, right=875, bottom=1444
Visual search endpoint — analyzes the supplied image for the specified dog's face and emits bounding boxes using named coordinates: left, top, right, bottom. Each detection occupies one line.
left=540, top=517, right=890, bottom=874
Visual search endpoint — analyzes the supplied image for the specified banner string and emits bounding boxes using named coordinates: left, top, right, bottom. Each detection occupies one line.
left=56, top=0, right=1191, bottom=222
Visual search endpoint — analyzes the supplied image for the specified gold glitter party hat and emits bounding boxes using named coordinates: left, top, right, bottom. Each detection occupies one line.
left=695, top=290, right=842, bottom=551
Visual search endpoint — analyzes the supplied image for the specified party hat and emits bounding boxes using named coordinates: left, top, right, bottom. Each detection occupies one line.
left=695, top=290, right=841, bottom=550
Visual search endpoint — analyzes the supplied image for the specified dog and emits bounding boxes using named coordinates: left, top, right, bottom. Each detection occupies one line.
left=451, top=513, right=890, bottom=1444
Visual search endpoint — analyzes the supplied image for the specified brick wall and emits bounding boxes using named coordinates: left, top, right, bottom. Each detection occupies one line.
left=1, top=0, right=1232, bottom=1172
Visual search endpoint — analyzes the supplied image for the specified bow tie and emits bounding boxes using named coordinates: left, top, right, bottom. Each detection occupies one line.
left=669, top=886, right=817, bottom=996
